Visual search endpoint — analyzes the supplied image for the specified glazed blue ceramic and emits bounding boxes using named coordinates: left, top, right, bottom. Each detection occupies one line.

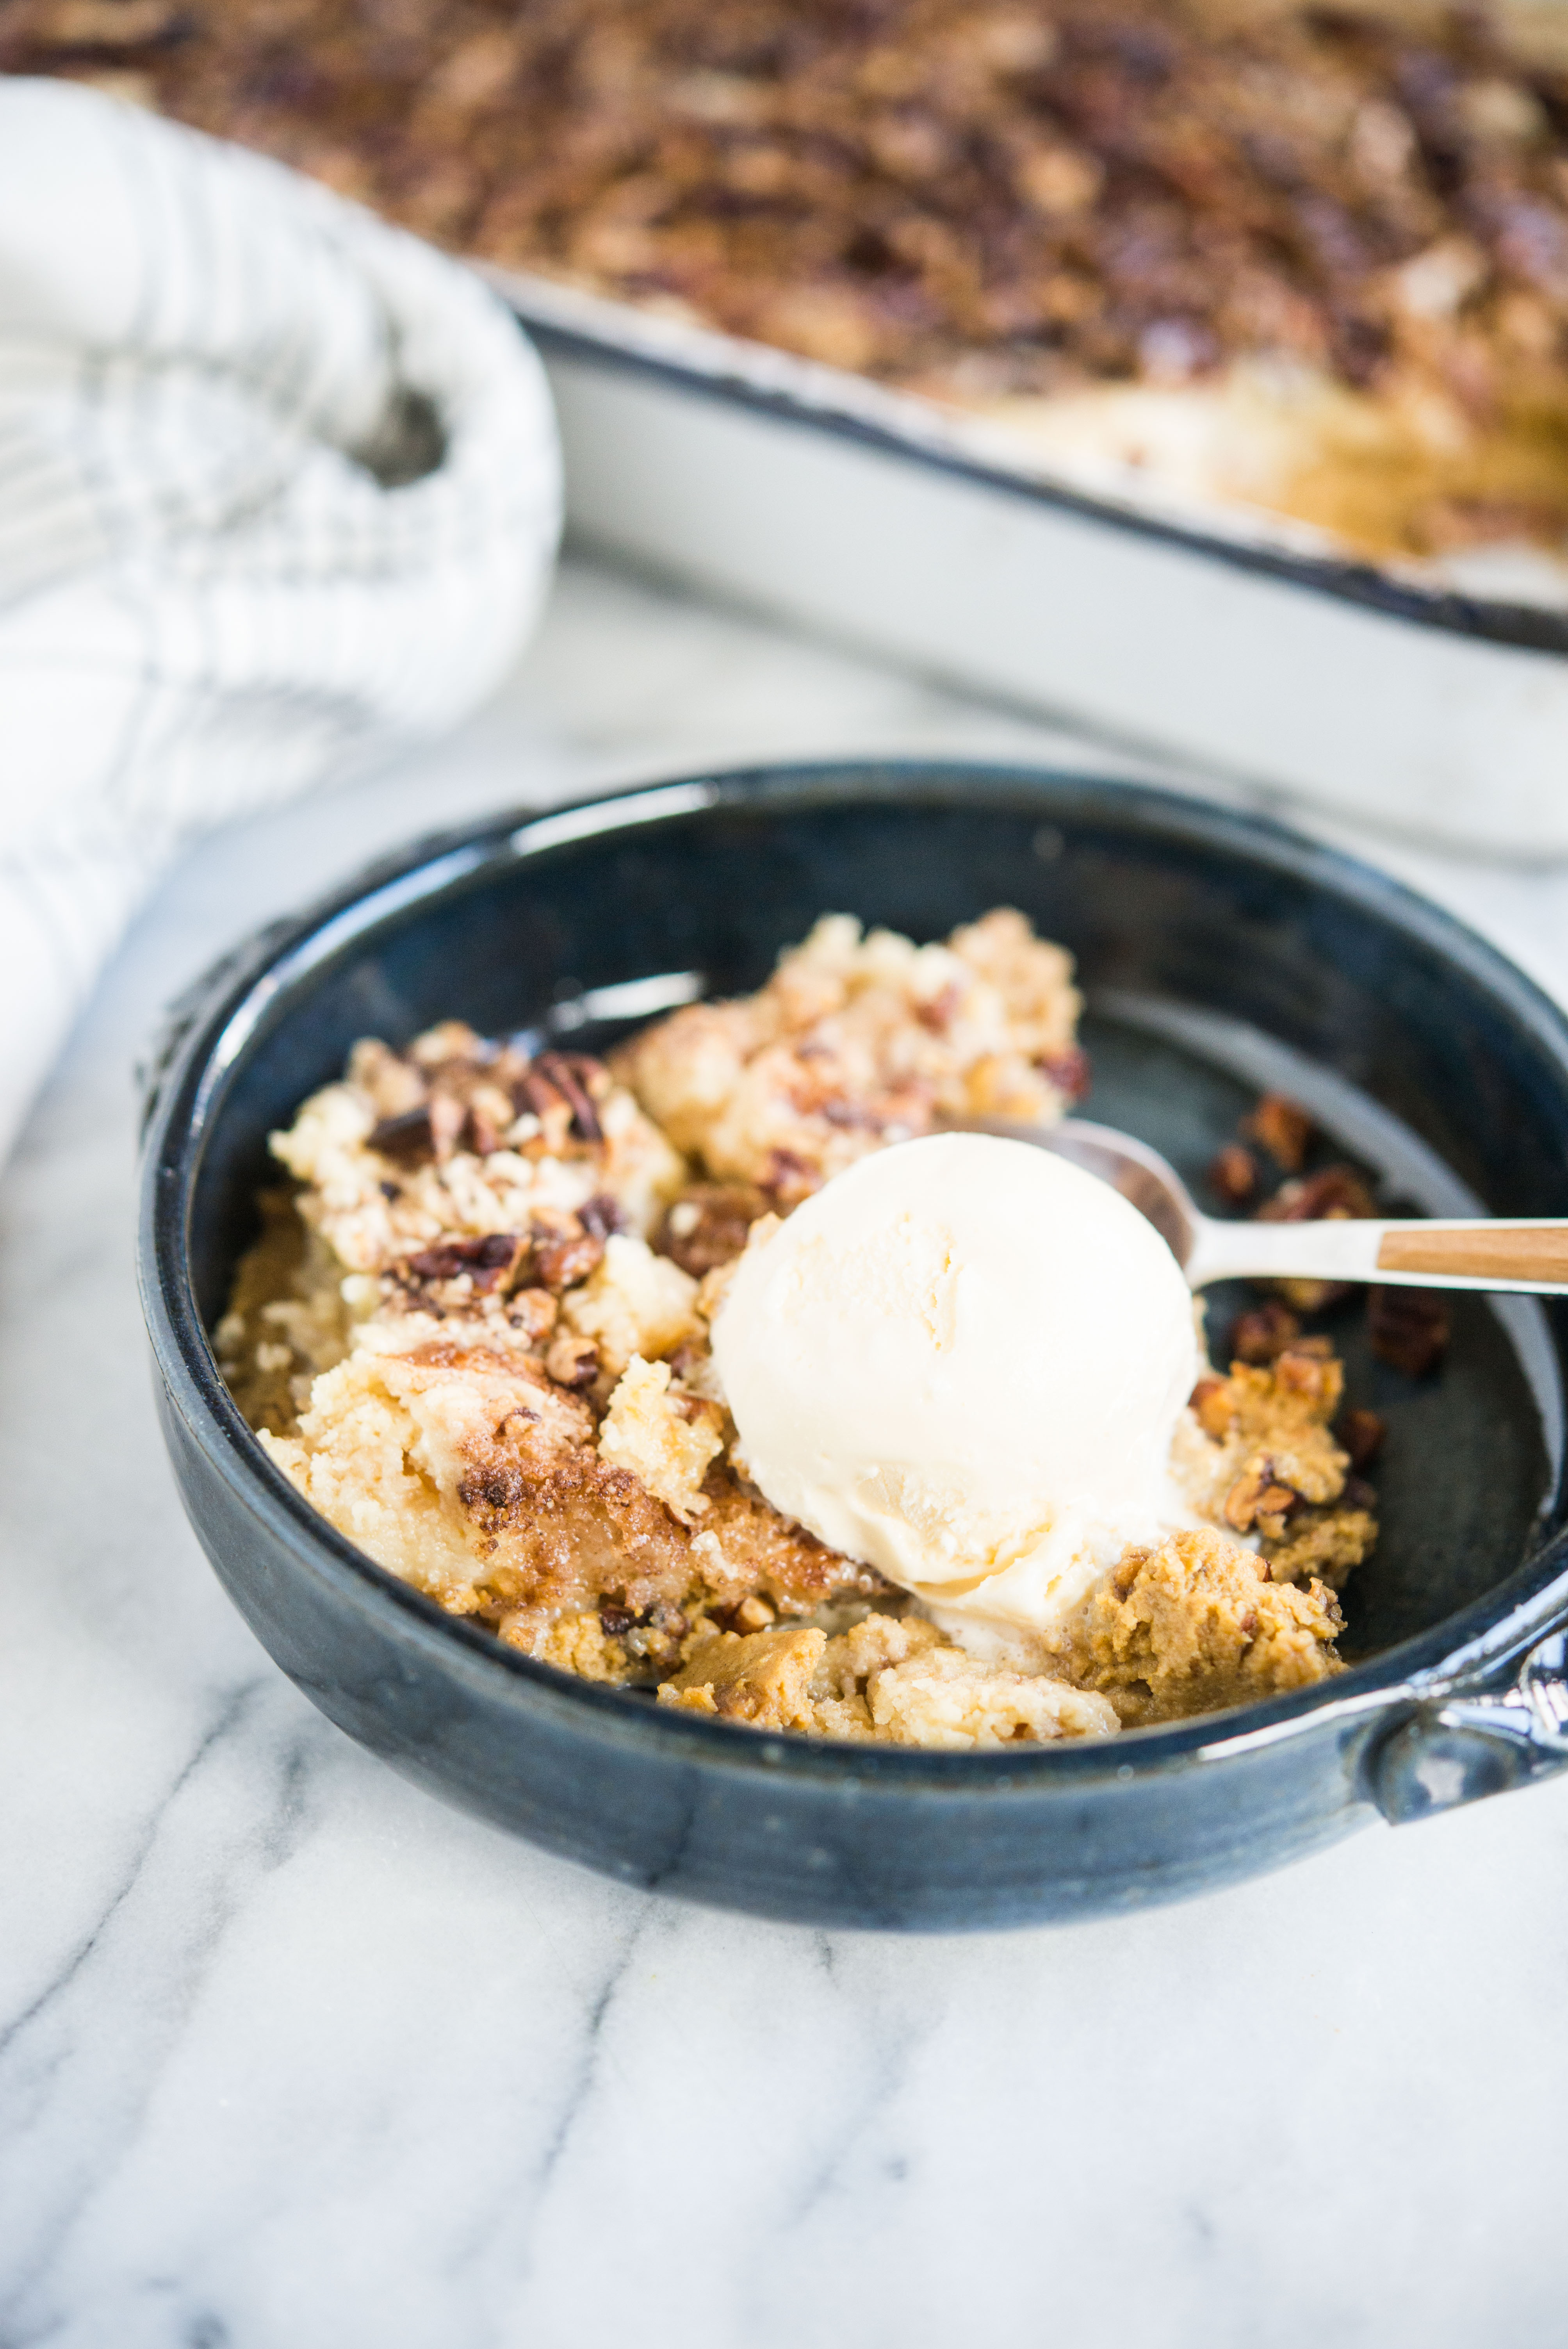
left=138, top=765, right=1568, bottom=1929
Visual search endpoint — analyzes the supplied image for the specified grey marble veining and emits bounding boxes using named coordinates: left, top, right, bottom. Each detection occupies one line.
left=5, top=558, right=1568, bottom=2349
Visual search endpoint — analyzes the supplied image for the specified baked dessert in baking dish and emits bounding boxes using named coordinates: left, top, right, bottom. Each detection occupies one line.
left=218, top=910, right=1383, bottom=1748
left=7, top=0, right=1568, bottom=575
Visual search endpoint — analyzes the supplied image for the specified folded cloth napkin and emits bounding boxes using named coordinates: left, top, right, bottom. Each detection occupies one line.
left=0, top=77, right=561, bottom=1158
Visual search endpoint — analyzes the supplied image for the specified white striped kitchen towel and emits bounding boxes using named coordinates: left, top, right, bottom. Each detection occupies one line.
left=0, top=76, right=562, bottom=1158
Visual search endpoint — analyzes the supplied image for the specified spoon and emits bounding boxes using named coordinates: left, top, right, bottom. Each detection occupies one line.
left=948, top=1115, right=1568, bottom=1295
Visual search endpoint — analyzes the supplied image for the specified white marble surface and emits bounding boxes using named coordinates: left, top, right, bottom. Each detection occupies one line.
left=5, top=557, right=1568, bottom=2349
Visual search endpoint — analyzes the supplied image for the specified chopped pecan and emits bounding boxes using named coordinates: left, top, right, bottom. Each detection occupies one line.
left=1110, top=1547, right=1150, bottom=1602
left=1259, top=1165, right=1377, bottom=1224
left=820, top=1097, right=881, bottom=1129
left=655, top=1181, right=772, bottom=1278
left=1244, top=1093, right=1314, bottom=1172
left=1223, top=1458, right=1301, bottom=1533
left=545, top=1331, right=600, bottom=1387
left=508, top=1287, right=558, bottom=1344
left=1190, top=1374, right=1233, bottom=1436
left=1210, top=1144, right=1260, bottom=1207
left=515, top=1067, right=566, bottom=1123
left=458, top=1463, right=528, bottom=1517
left=1040, top=1046, right=1092, bottom=1102
left=426, top=1089, right=468, bottom=1162
left=766, top=1146, right=820, bottom=1202
left=1335, top=1406, right=1386, bottom=1469
left=402, top=1232, right=523, bottom=1292
left=463, top=1098, right=504, bottom=1157
left=369, top=1105, right=434, bottom=1166
left=1229, top=1301, right=1301, bottom=1363
left=1313, top=1580, right=1345, bottom=1634
left=578, top=1192, right=627, bottom=1240
left=1272, top=1342, right=1342, bottom=1413
left=533, top=1226, right=605, bottom=1293
left=913, top=981, right=961, bottom=1034
left=1368, top=1286, right=1450, bottom=1377
left=533, top=1051, right=604, bottom=1143
left=625, top=1598, right=690, bottom=1662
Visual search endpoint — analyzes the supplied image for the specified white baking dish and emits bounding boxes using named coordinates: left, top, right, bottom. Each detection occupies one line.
left=490, top=269, right=1568, bottom=857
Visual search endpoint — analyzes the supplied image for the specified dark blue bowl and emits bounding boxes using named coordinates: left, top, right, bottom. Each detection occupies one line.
left=138, top=764, right=1568, bottom=1929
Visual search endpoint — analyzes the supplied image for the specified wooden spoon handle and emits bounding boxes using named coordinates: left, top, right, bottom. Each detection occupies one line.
left=1187, top=1217, right=1568, bottom=1292
left=1376, top=1223, right=1568, bottom=1286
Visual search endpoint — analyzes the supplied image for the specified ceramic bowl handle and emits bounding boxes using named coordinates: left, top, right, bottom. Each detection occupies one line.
left=1369, top=1627, right=1568, bottom=1823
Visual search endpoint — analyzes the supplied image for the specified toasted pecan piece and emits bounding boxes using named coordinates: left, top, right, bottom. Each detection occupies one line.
left=1335, top=1406, right=1386, bottom=1469
left=655, top=1181, right=773, bottom=1278
left=369, top=1105, right=437, bottom=1167
left=401, top=1232, right=524, bottom=1292
left=1259, top=1166, right=1377, bottom=1223
left=545, top=1331, right=599, bottom=1388
left=1222, top=1458, right=1303, bottom=1537
left=1210, top=1144, right=1260, bottom=1207
left=1368, top=1286, right=1450, bottom=1377
left=1244, top=1094, right=1314, bottom=1173
left=1229, top=1301, right=1301, bottom=1364
left=532, top=1224, right=605, bottom=1294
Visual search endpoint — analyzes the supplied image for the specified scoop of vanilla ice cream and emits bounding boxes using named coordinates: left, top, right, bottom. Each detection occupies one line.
left=711, top=1132, right=1203, bottom=1648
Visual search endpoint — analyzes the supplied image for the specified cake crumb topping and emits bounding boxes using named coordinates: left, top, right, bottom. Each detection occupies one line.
left=223, top=907, right=1386, bottom=1748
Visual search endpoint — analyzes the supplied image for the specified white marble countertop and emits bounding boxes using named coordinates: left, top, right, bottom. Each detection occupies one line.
left=5, top=558, right=1568, bottom=2349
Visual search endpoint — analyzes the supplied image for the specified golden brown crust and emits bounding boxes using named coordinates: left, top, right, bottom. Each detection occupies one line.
left=653, top=1180, right=773, bottom=1277
left=615, top=910, right=1081, bottom=1200
left=255, top=1317, right=882, bottom=1668
left=463, top=1441, right=695, bottom=1646
left=688, top=1468, right=891, bottom=1614
left=257, top=1334, right=691, bottom=1638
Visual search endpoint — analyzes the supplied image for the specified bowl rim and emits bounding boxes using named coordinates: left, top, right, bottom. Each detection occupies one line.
left=139, top=758, right=1568, bottom=1789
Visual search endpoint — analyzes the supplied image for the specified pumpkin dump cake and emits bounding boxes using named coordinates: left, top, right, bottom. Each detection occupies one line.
left=221, top=908, right=1381, bottom=1749
left=12, top=0, right=1568, bottom=577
